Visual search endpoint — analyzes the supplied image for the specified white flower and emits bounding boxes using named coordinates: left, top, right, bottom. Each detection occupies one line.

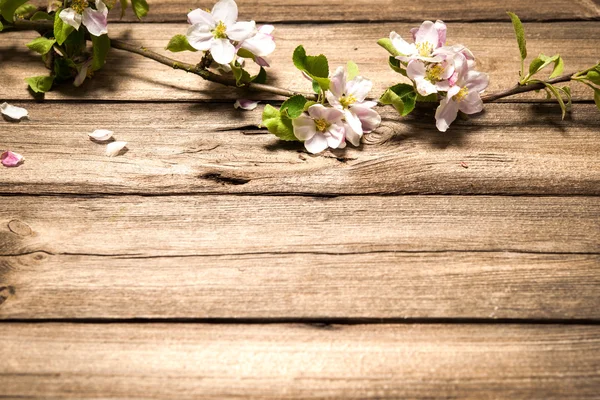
left=407, top=58, right=454, bottom=96
left=186, top=0, right=256, bottom=65
left=59, top=0, right=108, bottom=37
left=240, top=24, right=276, bottom=66
left=326, top=66, right=381, bottom=146
left=435, top=70, right=489, bottom=132
left=106, top=141, right=127, bottom=157
left=89, top=129, right=114, bottom=141
left=1, top=151, right=24, bottom=167
left=234, top=99, right=258, bottom=110
left=292, top=104, right=346, bottom=154
left=1, top=102, right=28, bottom=120
left=391, top=20, right=447, bottom=63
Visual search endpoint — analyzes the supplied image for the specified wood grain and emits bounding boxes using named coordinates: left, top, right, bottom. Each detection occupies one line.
left=1, top=323, right=599, bottom=399
left=27, top=0, right=600, bottom=22
left=1, top=195, right=598, bottom=319
left=1, top=102, right=599, bottom=196
left=1, top=22, right=599, bottom=101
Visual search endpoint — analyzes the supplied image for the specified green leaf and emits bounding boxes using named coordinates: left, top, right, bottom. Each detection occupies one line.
left=53, top=57, right=76, bottom=82
left=377, top=38, right=400, bottom=56
left=303, top=100, right=316, bottom=111
left=561, top=86, right=572, bottom=108
left=120, top=0, right=127, bottom=18
left=311, top=80, right=320, bottom=94
left=416, top=93, right=438, bottom=103
left=130, top=0, right=148, bottom=19
left=594, top=88, right=600, bottom=112
left=549, top=56, right=564, bottom=79
left=31, top=10, right=53, bottom=20
left=0, top=21, right=3, bottom=32
left=388, top=56, right=407, bottom=76
left=543, top=82, right=567, bottom=120
left=14, top=2, right=36, bottom=17
left=1, top=0, right=28, bottom=22
left=528, top=54, right=560, bottom=77
left=25, top=75, right=54, bottom=93
left=165, top=34, right=197, bottom=52
left=262, top=104, right=298, bottom=141
left=236, top=48, right=254, bottom=59
left=587, top=70, right=600, bottom=85
left=231, top=63, right=251, bottom=86
left=91, top=34, right=110, bottom=71
left=54, top=9, right=74, bottom=45
left=251, top=67, right=267, bottom=84
left=507, top=12, right=527, bottom=62
left=280, top=95, right=307, bottom=119
left=26, top=37, right=56, bottom=55
left=346, top=61, right=359, bottom=81
left=379, top=83, right=417, bottom=116
left=62, top=25, right=85, bottom=56
left=292, top=45, right=330, bottom=91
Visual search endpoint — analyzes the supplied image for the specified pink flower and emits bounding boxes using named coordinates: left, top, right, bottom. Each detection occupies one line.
left=326, top=66, right=381, bottom=146
left=406, top=58, right=454, bottom=96
left=292, top=104, right=345, bottom=154
left=435, top=70, right=489, bottom=132
left=59, top=0, right=108, bottom=37
left=1, top=151, right=24, bottom=167
left=240, top=25, right=276, bottom=66
left=390, top=20, right=447, bottom=63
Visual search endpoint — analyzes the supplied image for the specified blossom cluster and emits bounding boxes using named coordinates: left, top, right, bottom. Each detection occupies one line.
left=381, top=20, right=489, bottom=131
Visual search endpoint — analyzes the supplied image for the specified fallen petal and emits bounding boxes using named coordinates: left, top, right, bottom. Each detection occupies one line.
left=1, top=151, right=24, bottom=167
left=234, top=99, right=259, bottom=111
left=89, top=129, right=114, bottom=141
left=1, top=102, right=28, bottom=120
left=106, top=141, right=127, bottom=157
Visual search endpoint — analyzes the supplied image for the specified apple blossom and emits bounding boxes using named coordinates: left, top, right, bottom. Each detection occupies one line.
left=240, top=25, right=276, bottom=66
left=292, top=104, right=346, bottom=154
left=59, top=0, right=108, bottom=37
left=186, top=0, right=256, bottom=65
left=391, top=20, right=447, bottom=63
left=407, top=58, right=455, bottom=96
left=326, top=66, right=381, bottom=146
left=1, top=151, right=24, bottom=167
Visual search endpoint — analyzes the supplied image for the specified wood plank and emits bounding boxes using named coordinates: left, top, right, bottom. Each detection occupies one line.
left=1, top=195, right=598, bottom=319
left=28, top=0, right=600, bottom=22
left=1, top=102, right=599, bottom=196
left=1, top=22, right=599, bottom=101
left=1, top=323, right=599, bottom=399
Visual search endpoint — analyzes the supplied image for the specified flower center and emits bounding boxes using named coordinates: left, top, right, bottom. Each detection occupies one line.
left=425, top=64, right=444, bottom=83
left=71, top=0, right=89, bottom=14
left=453, top=87, right=469, bottom=102
left=416, top=42, right=433, bottom=57
left=339, top=95, right=356, bottom=109
left=314, top=118, right=330, bottom=132
left=212, top=21, right=228, bottom=39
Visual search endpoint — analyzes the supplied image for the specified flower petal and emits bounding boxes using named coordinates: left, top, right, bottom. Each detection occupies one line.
left=328, top=66, right=346, bottom=98
left=186, top=24, right=213, bottom=51
left=212, top=0, right=237, bottom=26
left=227, top=20, right=256, bottom=41
left=346, top=76, right=372, bottom=102
left=344, top=122, right=361, bottom=147
left=95, top=0, right=108, bottom=16
left=304, top=133, right=328, bottom=154
left=258, top=24, right=274, bottom=35
left=82, top=7, right=108, bottom=36
left=89, top=129, right=114, bottom=141
left=390, top=31, right=416, bottom=56
left=187, top=8, right=215, bottom=26
left=350, top=105, right=381, bottom=133
left=459, top=91, right=483, bottom=115
left=406, top=60, right=426, bottom=80
left=106, top=141, right=127, bottom=157
left=74, top=59, right=92, bottom=87
left=1, top=151, right=24, bottom=167
left=210, top=38, right=236, bottom=65
left=59, top=8, right=82, bottom=31
left=415, top=20, right=439, bottom=49
left=307, top=104, right=343, bottom=122
left=325, top=91, right=342, bottom=109
left=240, top=30, right=276, bottom=57
left=435, top=97, right=459, bottom=132
left=1, top=102, right=28, bottom=120
left=292, top=114, right=317, bottom=141
left=234, top=99, right=259, bottom=110
left=465, top=70, right=490, bottom=93
left=344, top=109, right=363, bottom=136
left=434, top=20, right=447, bottom=47
left=325, top=123, right=345, bottom=149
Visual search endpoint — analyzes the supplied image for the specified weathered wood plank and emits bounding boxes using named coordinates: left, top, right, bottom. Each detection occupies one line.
left=1, top=252, right=599, bottom=319
left=1, top=103, right=599, bottom=196
left=28, top=0, right=600, bottom=22
left=1, top=195, right=598, bottom=319
left=1, top=22, right=598, bottom=101
left=1, top=323, right=599, bottom=399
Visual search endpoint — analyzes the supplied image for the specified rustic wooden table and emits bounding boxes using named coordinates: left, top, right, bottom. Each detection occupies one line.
left=1, top=0, right=600, bottom=398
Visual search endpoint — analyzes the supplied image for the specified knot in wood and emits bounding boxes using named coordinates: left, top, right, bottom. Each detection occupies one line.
left=8, top=219, right=33, bottom=237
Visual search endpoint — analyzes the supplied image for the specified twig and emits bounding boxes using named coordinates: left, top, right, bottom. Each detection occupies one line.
left=480, top=74, right=573, bottom=102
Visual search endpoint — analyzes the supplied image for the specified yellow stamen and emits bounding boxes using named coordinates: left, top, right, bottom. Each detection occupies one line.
left=453, top=87, right=469, bottom=102
left=314, top=118, right=330, bottom=132
left=416, top=42, right=433, bottom=57
left=339, top=95, right=356, bottom=109
left=425, top=64, right=444, bottom=83
left=71, top=0, right=89, bottom=14
left=212, top=21, right=228, bottom=39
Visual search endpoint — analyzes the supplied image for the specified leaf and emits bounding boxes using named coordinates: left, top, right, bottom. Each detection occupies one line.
left=120, top=0, right=127, bottom=18
left=54, top=9, right=74, bottom=45
left=549, top=56, right=564, bottom=79
left=379, top=83, right=417, bottom=116
left=91, top=34, right=110, bottom=71
left=312, top=80, right=320, bottom=94
left=587, top=70, right=600, bottom=85
left=130, top=0, right=148, bottom=20
left=31, top=10, right=53, bottom=20
left=0, top=21, right=3, bottom=32
left=528, top=54, right=560, bottom=77
left=388, top=56, right=407, bottom=76
left=25, top=75, right=54, bottom=93
left=594, top=88, right=600, bottom=112
left=1, top=0, right=28, bottom=22
left=14, top=2, right=36, bottom=17
left=165, top=34, right=197, bottom=52
left=561, top=86, right=572, bottom=108
left=292, top=45, right=330, bottom=91
left=251, top=67, right=267, bottom=84
left=507, top=12, right=527, bottom=61
left=280, top=95, right=307, bottom=119
left=231, top=63, right=252, bottom=86
left=262, top=104, right=298, bottom=141
left=543, top=82, right=567, bottom=120
left=346, top=61, right=359, bottom=81
left=303, top=100, right=316, bottom=111
left=376, top=38, right=400, bottom=56
left=26, top=37, right=56, bottom=55
left=236, top=48, right=254, bottom=59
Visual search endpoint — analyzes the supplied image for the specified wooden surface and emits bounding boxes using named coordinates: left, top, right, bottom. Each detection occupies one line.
left=1, top=0, right=599, bottom=398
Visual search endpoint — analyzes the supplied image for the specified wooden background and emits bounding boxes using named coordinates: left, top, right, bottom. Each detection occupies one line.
left=1, top=0, right=600, bottom=398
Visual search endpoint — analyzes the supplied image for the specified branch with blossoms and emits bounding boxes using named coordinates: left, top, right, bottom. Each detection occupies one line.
left=1, top=0, right=599, bottom=157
